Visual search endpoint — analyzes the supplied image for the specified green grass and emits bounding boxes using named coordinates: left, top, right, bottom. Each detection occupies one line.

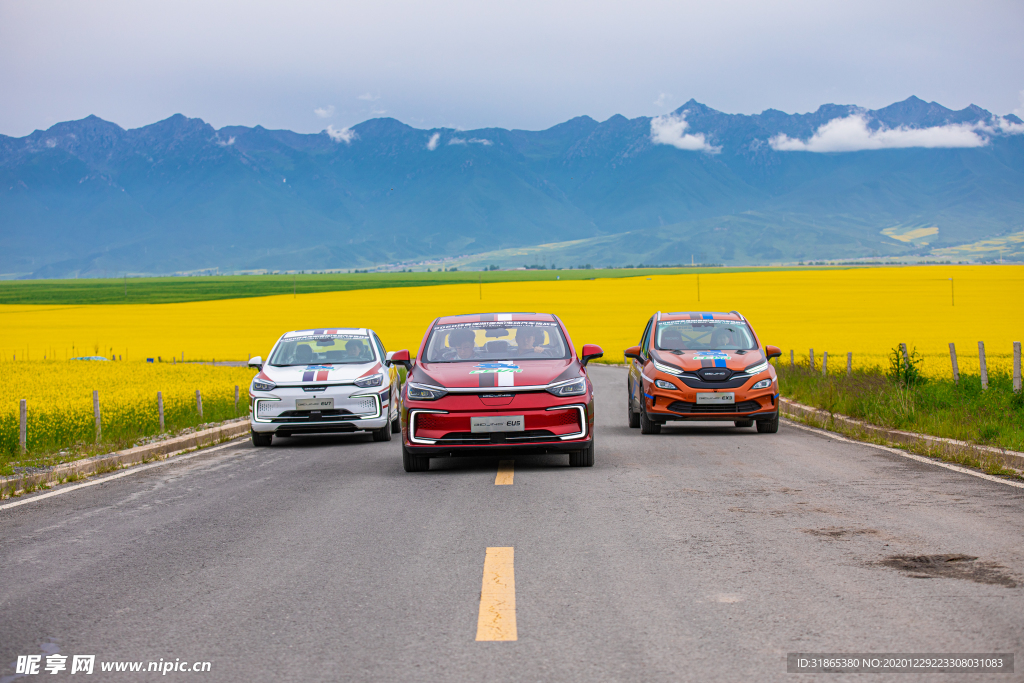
left=0, top=266, right=834, bottom=306
left=777, top=362, right=1024, bottom=454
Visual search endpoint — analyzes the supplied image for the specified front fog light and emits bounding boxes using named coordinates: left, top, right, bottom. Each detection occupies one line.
left=752, top=378, right=773, bottom=390
left=654, top=379, right=676, bottom=390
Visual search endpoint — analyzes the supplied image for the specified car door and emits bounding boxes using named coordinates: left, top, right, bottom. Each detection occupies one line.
left=629, top=317, right=653, bottom=411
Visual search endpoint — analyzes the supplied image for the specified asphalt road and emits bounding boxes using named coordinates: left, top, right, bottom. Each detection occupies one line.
left=2, top=365, right=1022, bottom=682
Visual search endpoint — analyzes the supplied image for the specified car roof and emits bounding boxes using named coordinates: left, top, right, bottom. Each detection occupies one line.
left=657, top=311, right=745, bottom=322
left=282, top=328, right=369, bottom=338
left=434, top=312, right=558, bottom=324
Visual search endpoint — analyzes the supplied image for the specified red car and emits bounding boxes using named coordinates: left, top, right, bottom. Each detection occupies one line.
left=388, top=313, right=603, bottom=472
left=624, top=311, right=782, bottom=434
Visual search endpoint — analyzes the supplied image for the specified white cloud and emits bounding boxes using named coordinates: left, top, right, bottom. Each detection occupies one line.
left=650, top=111, right=720, bottom=153
left=314, top=105, right=335, bottom=119
left=654, top=92, right=672, bottom=109
left=326, top=125, right=356, bottom=143
left=469, top=138, right=492, bottom=146
left=215, top=135, right=236, bottom=146
left=448, top=137, right=467, bottom=145
left=357, top=93, right=379, bottom=101
left=769, top=114, right=989, bottom=152
left=426, top=132, right=440, bottom=150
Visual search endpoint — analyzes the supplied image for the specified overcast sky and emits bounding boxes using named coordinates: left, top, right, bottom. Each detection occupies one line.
left=1, top=0, right=1022, bottom=137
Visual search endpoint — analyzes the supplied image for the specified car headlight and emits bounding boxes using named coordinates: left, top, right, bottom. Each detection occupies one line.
left=752, top=378, right=773, bottom=390
left=354, top=373, right=384, bottom=388
left=546, top=377, right=587, bottom=397
left=654, top=379, right=677, bottom=390
left=252, top=379, right=276, bottom=392
left=745, top=361, right=770, bottom=375
left=652, top=359, right=683, bottom=376
left=407, top=382, right=448, bottom=401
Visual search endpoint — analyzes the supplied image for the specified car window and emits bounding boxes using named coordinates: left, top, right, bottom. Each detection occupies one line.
left=373, top=333, right=387, bottom=361
left=268, top=333, right=376, bottom=366
left=423, top=321, right=570, bottom=362
left=640, top=318, right=653, bottom=358
left=654, top=320, right=756, bottom=351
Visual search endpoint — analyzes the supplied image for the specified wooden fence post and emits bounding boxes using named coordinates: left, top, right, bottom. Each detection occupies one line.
left=790, top=349, right=794, bottom=368
left=949, top=343, right=959, bottom=384
left=234, top=385, right=239, bottom=412
left=809, top=348, right=814, bottom=371
left=158, top=391, right=165, bottom=431
left=93, top=390, right=101, bottom=443
left=196, top=389, right=203, bottom=418
left=822, top=351, right=828, bottom=376
left=978, top=342, right=988, bottom=391
left=19, top=399, right=27, bottom=454
left=900, top=343, right=910, bottom=368
left=846, top=352, right=852, bottom=376
left=1013, top=341, right=1021, bottom=394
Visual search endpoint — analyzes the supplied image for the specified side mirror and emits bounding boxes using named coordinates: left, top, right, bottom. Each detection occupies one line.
left=580, top=344, right=604, bottom=367
left=765, top=345, right=782, bottom=360
left=387, top=350, right=412, bottom=371
left=624, top=345, right=642, bottom=362
left=248, top=356, right=263, bottom=370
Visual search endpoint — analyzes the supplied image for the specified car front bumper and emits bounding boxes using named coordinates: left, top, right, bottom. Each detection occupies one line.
left=250, top=384, right=391, bottom=434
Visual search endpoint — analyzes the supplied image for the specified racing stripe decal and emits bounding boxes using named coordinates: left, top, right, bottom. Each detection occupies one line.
left=702, top=314, right=714, bottom=320
left=701, top=359, right=713, bottom=368
left=497, top=372, right=514, bottom=387
left=302, top=371, right=315, bottom=381
left=714, top=359, right=727, bottom=368
left=479, top=372, right=496, bottom=388
left=480, top=314, right=495, bottom=322
left=316, top=370, right=329, bottom=381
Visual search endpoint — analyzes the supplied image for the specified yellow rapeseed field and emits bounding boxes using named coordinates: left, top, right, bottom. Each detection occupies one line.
left=1, top=265, right=1021, bottom=461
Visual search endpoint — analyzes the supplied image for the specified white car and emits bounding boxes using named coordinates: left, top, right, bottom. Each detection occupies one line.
left=247, top=328, right=402, bottom=446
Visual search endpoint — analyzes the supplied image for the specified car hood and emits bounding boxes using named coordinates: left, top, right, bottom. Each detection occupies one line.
left=413, top=359, right=579, bottom=389
left=260, top=361, right=380, bottom=385
left=652, top=349, right=766, bottom=373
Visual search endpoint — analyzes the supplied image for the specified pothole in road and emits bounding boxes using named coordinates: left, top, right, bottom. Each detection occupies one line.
left=878, top=554, right=1018, bottom=587
left=805, top=526, right=881, bottom=539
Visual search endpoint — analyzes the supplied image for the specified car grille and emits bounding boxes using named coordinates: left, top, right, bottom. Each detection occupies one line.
left=433, top=429, right=560, bottom=445
left=667, top=400, right=762, bottom=414
left=271, top=409, right=359, bottom=423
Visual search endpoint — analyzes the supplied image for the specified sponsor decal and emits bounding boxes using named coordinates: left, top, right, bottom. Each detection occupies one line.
left=470, top=363, right=522, bottom=373
left=692, top=353, right=731, bottom=360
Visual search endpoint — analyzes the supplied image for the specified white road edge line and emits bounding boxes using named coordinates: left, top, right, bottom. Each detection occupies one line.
left=782, top=418, right=1024, bottom=490
left=0, top=437, right=249, bottom=512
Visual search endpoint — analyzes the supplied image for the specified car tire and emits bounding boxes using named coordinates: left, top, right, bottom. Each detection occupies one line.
left=402, top=442, right=430, bottom=472
left=390, top=415, right=401, bottom=434
left=734, top=420, right=754, bottom=428
left=569, top=440, right=595, bottom=467
left=627, top=397, right=640, bottom=429
left=640, top=408, right=661, bottom=434
left=372, top=422, right=392, bottom=442
left=251, top=430, right=273, bottom=447
left=756, top=414, right=780, bottom=433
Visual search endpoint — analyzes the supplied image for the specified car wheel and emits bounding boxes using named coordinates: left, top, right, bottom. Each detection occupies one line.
left=627, top=396, right=640, bottom=428
left=640, top=408, right=661, bottom=434
left=756, top=414, right=780, bottom=433
left=391, top=415, right=402, bottom=434
left=372, top=422, right=392, bottom=442
left=251, top=430, right=273, bottom=447
left=734, top=420, right=754, bottom=428
left=569, top=440, right=595, bottom=467
left=402, top=442, right=430, bottom=472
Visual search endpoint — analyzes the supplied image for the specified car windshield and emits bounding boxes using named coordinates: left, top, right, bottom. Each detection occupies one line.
left=269, top=334, right=376, bottom=366
left=655, top=320, right=757, bottom=351
left=424, top=321, right=570, bottom=362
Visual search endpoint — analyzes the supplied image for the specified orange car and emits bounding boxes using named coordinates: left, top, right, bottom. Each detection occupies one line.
left=624, top=311, right=782, bottom=434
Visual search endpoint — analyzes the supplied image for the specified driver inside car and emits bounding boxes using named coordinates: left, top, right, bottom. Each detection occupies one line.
left=515, top=327, right=546, bottom=356
left=710, top=327, right=739, bottom=349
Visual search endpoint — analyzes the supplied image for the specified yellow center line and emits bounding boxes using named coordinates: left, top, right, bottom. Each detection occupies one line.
left=475, top=547, right=517, bottom=641
left=495, top=460, right=514, bottom=485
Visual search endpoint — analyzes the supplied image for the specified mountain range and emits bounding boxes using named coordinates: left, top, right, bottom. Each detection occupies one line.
left=2, top=96, right=1023, bottom=278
